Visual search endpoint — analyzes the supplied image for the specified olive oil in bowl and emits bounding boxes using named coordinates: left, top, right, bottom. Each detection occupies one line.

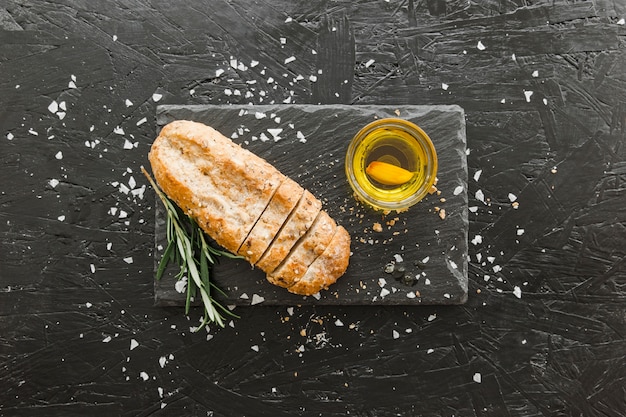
left=345, top=118, right=438, bottom=212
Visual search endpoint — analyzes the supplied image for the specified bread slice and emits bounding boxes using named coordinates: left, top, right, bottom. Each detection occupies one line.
left=266, top=211, right=336, bottom=289
left=149, top=120, right=284, bottom=254
left=287, top=226, right=351, bottom=295
left=255, top=189, right=321, bottom=273
left=238, top=178, right=304, bottom=264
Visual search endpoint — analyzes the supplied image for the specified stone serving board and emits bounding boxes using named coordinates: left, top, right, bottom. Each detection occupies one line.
left=153, top=104, right=468, bottom=306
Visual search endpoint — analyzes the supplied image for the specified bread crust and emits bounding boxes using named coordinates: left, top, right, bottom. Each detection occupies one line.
left=255, top=189, right=321, bottom=273
left=288, top=226, right=351, bottom=295
left=266, top=211, right=336, bottom=289
left=238, top=178, right=304, bottom=264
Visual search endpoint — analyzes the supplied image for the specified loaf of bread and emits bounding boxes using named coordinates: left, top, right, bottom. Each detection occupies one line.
left=148, top=120, right=350, bottom=296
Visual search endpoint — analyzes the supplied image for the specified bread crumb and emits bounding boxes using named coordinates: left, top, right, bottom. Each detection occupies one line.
left=372, top=222, right=383, bottom=232
left=300, top=328, right=306, bottom=337
left=439, top=208, right=446, bottom=220
left=512, top=201, right=520, bottom=209
left=429, top=185, right=438, bottom=194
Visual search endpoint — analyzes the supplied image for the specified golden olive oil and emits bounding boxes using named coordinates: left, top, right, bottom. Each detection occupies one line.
left=345, top=118, right=437, bottom=212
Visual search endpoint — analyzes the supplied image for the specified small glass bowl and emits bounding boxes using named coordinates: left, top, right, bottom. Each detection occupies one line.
left=345, top=118, right=438, bottom=212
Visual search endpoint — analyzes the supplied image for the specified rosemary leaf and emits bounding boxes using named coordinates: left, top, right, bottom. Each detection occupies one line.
left=141, top=166, right=241, bottom=331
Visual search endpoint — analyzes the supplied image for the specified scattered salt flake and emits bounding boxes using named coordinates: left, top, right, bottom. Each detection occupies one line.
left=453, top=185, right=464, bottom=195
left=297, top=131, right=306, bottom=143
left=140, top=371, right=149, bottom=381
left=123, top=139, right=134, bottom=150
left=259, top=132, right=270, bottom=142
left=474, top=170, right=482, bottom=182
left=90, top=264, right=96, bottom=273
left=287, top=307, right=294, bottom=316
left=68, top=80, right=77, bottom=89
left=406, top=291, right=416, bottom=299
left=618, top=18, right=625, bottom=25
left=48, top=100, right=59, bottom=114
left=449, top=260, right=458, bottom=270
left=174, top=278, right=187, bottom=293
left=284, top=56, right=296, bottom=64
left=428, top=314, right=436, bottom=322
left=475, top=189, right=485, bottom=202
left=49, top=179, right=60, bottom=188
left=136, top=117, right=147, bottom=126
left=441, top=83, right=449, bottom=90
left=532, top=70, right=539, bottom=78
left=513, top=286, right=522, bottom=298
left=57, top=215, right=66, bottom=222
left=394, top=254, right=403, bottom=263
left=524, top=90, right=533, bottom=102
left=312, top=292, right=321, bottom=300
left=112, top=35, right=118, bottom=41
left=28, top=128, right=38, bottom=136
left=152, top=93, right=163, bottom=102
left=493, top=265, right=502, bottom=273
left=125, top=99, right=133, bottom=107
left=55, top=151, right=63, bottom=160
left=508, top=193, right=517, bottom=202
left=335, top=319, right=344, bottom=327
left=365, top=59, right=375, bottom=67
left=251, top=294, right=265, bottom=305
left=517, top=228, right=525, bottom=236
left=473, top=372, right=482, bottom=383
left=102, top=335, right=112, bottom=343
left=378, top=278, right=387, bottom=287
left=285, top=16, right=293, bottom=23
left=471, top=235, right=483, bottom=245
left=85, top=302, right=93, bottom=308
left=255, top=112, right=266, bottom=119
left=512, top=53, right=517, bottom=61
left=250, top=60, right=259, bottom=67
left=130, top=339, right=139, bottom=351
left=251, top=345, right=259, bottom=352
left=392, top=330, right=400, bottom=339
left=477, top=41, right=486, bottom=50
left=57, top=112, right=66, bottom=120
left=427, top=348, right=434, bottom=354
left=159, top=356, right=167, bottom=368
left=380, top=288, right=390, bottom=298
left=422, top=256, right=430, bottom=264
left=239, top=293, right=249, bottom=299
left=309, top=75, right=318, bottom=82
left=113, top=126, right=125, bottom=135
left=267, top=128, right=283, bottom=141
left=6, top=132, right=14, bottom=140
left=123, top=257, right=134, bottom=264
left=224, top=88, right=233, bottom=96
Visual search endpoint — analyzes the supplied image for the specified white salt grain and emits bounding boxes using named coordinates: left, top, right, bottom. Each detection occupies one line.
left=473, top=372, right=482, bottom=383
left=55, top=151, right=63, bottom=160
left=477, top=41, right=486, bottom=50
left=453, top=185, right=464, bottom=195
left=251, top=294, right=265, bottom=305
left=513, top=286, right=522, bottom=298
left=130, top=339, right=139, bottom=350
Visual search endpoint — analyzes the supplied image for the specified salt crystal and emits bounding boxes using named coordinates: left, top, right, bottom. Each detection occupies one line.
left=57, top=214, right=65, bottom=222
left=28, top=129, right=38, bottom=136
left=215, top=68, right=225, bottom=77
left=48, top=100, right=59, bottom=114
left=441, top=83, right=449, bottom=90
left=309, top=75, right=317, bottom=82
left=532, top=70, right=539, bottom=78
left=380, top=288, right=390, bottom=298
left=68, top=81, right=77, bottom=89
left=297, top=131, right=306, bottom=143
left=250, top=60, right=259, bottom=67
left=365, top=59, right=375, bottom=67
left=123, top=139, right=134, bottom=149
left=394, top=254, right=403, bottom=263
left=140, top=371, right=149, bottom=381
left=130, top=339, right=139, bottom=350
left=493, top=265, right=502, bottom=273
left=267, top=128, right=283, bottom=141
left=57, top=112, right=66, bottom=120
left=136, top=117, right=147, bottom=126
left=251, top=345, right=259, bottom=352
left=90, top=264, right=96, bottom=273
left=125, top=99, right=133, bottom=107
left=422, top=256, right=430, bottom=263
left=524, top=90, right=533, bottom=102
left=224, top=88, right=233, bottom=96
left=152, top=93, right=162, bottom=102
left=392, top=330, right=400, bottom=339
left=285, top=17, right=293, bottom=23
left=251, top=294, right=265, bottom=305
left=112, top=35, right=118, bottom=41
left=335, top=319, right=344, bottom=327
left=259, top=132, right=270, bottom=142
left=474, top=170, right=482, bottom=182
left=255, top=112, right=266, bottom=119
left=453, top=185, right=464, bottom=195
left=517, top=229, right=525, bottom=236
left=54, top=151, right=63, bottom=160
left=618, top=18, right=625, bottom=25
left=427, top=348, right=434, bottom=354
left=284, top=56, right=296, bottom=64
left=428, top=314, right=436, bottom=321
left=471, top=235, right=483, bottom=245
left=239, top=293, right=249, bottom=299
left=102, top=335, right=112, bottom=343
left=473, top=372, right=482, bottom=383
left=49, top=179, right=59, bottom=188
left=6, top=132, right=14, bottom=140
left=475, top=189, right=485, bottom=202
left=513, top=286, right=522, bottom=298
left=113, top=126, right=125, bottom=135
left=508, top=193, right=517, bottom=202
left=123, top=257, right=133, bottom=264
left=174, top=278, right=186, bottom=293
left=85, top=302, right=92, bottom=308
left=477, top=41, right=486, bottom=50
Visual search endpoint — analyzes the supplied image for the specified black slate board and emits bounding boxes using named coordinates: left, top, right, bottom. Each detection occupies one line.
left=153, top=104, right=468, bottom=306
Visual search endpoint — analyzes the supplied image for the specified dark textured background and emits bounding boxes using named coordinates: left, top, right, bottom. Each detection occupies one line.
left=1, top=1, right=625, bottom=416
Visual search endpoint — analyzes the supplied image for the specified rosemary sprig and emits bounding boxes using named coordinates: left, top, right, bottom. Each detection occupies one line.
left=141, top=166, right=240, bottom=331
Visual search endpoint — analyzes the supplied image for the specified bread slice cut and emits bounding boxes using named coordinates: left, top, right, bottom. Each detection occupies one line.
left=287, top=226, right=351, bottom=295
left=266, top=211, right=336, bottom=289
left=237, top=178, right=304, bottom=264
left=255, top=189, right=322, bottom=273
left=149, top=120, right=284, bottom=254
